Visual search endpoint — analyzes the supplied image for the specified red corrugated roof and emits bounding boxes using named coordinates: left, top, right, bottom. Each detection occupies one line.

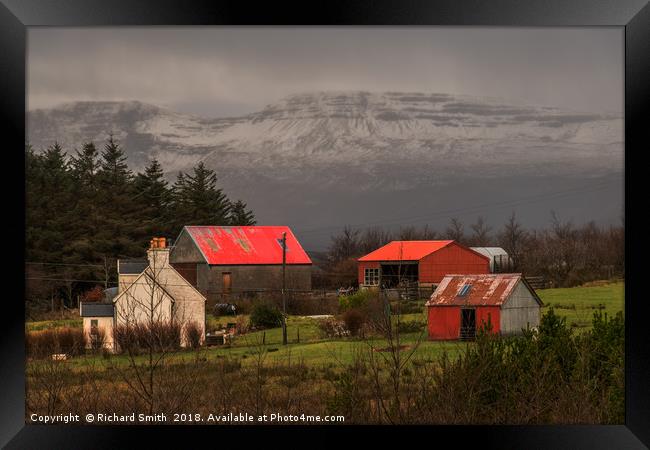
left=358, top=240, right=454, bottom=262
left=425, top=273, right=541, bottom=307
left=183, top=226, right=312, bottom=265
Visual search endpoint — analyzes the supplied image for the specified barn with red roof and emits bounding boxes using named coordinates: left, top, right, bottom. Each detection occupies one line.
left=357, top=240, right=490, bottom=290
left=425, top=273, right=542, bottom=340
left=169, top=226, right=312, bottom=305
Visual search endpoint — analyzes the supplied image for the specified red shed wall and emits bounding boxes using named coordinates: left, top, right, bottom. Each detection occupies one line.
left=419, top=242, right=490, bottom=283
left=428, top=306, right=501, bottom=340
left=427, top=306, right=460, bottom=340
left=358, top=261, right=380, bottom=285
left=476, top=306, right=501, bottom=334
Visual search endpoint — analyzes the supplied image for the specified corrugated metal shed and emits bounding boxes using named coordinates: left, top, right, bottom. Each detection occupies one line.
left=358, top=240, right=454, bottom=261
left=470, top=247, right=508, bottom=259
left=470, top=247, right=511, bottom=272
left=183, top=226, right=312, bottom=265
left=80, top=302, right=115, bottom=317
left=426, top=273, right=542, bottom=306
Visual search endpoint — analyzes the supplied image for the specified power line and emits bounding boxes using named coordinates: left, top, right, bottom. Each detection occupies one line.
left=25, top=261, right=105, bottom=268
left=26, top=274, right=361, bottom=291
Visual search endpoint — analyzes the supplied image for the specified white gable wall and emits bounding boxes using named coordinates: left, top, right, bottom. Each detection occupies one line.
left=499, top=280, right=541, bottom=335
left=114, top=272, right=175, bottom=326
left=113, top=248, right=206, bottom=347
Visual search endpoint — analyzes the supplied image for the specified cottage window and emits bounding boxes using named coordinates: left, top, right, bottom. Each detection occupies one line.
left=364, top=268, right=380, bottom=286
left=90, top=319, right=98, bottom=333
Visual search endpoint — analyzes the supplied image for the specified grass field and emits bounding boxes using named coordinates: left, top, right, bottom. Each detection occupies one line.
left=26, top=318, right=82, bottom=332
left=538, top=280, right=624, bottom=329
left=27, top=281, right=624, bottom=369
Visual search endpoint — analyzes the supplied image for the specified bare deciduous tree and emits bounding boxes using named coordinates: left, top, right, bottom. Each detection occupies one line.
left=498, top=211, right=528, bottom=270
left=470, top=216, right=492, bottom=246
left=445, top=217, right=465, bottom=243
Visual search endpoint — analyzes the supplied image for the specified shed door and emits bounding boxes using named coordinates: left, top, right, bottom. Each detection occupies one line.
left=460, top=308, right=476, bottom=340
left=222, top=272, right=232, bottom=295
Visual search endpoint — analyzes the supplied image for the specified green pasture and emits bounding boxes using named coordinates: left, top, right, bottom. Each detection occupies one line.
left=26, top=281, right=625, bottom=369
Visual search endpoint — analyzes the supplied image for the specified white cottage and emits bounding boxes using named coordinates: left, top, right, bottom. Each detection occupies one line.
left=80, top=238, right=207, bottom=351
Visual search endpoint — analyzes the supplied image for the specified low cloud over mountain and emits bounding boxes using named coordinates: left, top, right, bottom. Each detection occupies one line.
left=28, top=91, right=623, bottom=249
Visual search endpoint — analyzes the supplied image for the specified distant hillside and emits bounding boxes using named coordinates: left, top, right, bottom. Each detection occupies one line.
left=28, top=92, right=624, bottom=249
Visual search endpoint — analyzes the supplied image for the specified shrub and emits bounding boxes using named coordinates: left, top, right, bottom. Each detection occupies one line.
left=87, top=326, right=107, bottom=352
left=235, top=315, right=250, bottom=334
left=250, top=304, right=283, bottom=329
left=392, top=300, right=425, bottom=315
left=397, top=320, right=426, bottom=334
left=287, top=293, right=336, bottom=316
left=184, top=321, right=203, bottom=349
left=26, top=327, right=84, bottom=358
left=339, top=289, right=374, bottom=312
left=113, top=321, right=181, bottom=354
left=342, top=309, right=365, bottom=336
left=206, top=314, right=223, bottom=333
left=317, top=318, right=349, bottom=338
left=80, top=285, right=105, bottom=303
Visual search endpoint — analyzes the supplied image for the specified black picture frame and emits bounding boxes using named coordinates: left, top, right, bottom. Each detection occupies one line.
left=1, top=0, right=648, bottom=447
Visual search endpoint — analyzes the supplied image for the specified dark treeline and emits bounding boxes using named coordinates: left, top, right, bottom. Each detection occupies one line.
left=26, top=137, right=256, bottom=316
left=324, top=212, right=624, bottom=288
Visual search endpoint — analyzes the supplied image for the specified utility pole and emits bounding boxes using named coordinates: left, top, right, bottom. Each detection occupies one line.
left=281, top=232, right=288, bottom=345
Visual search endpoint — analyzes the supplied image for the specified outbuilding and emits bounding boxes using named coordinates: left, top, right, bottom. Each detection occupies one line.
left=169, top=226, right=312, bottom=305
left=470, top=247, right=512, bottom=272
left=425, top=273, right=542, bottom=340
left=80, top=302, right=115, bottom=350
left=357, top=240, right=490, bottom=290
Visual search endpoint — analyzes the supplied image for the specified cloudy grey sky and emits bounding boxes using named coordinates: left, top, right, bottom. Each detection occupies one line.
left=28, top=27, right=623, bottom=117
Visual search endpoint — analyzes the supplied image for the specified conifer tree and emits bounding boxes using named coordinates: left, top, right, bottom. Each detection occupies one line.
left=170, top=162, right=231, bottom=233
left=95, top=136, right=142, bottom=258
left=33, top=142, right=73, bottom=262
left=229, top=199, right=256, bottom=225
left=25, top=143, right=41, bottom=261
left=67, top=142, right=103, bottom=266
left=134, top=158, right=173, bottom=237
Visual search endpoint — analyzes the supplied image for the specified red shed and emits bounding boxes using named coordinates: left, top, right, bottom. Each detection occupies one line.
left=357, top=240, right=489, bottom=289
left=426, top=273, right=542, bottom=340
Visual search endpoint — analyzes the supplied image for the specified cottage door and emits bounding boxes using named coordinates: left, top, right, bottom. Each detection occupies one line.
left=460, top=308, right=476, bottom=340
left=222, top=272, right=232, bottom=297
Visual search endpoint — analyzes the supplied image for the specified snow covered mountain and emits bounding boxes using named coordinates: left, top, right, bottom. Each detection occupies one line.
left=27, top=92, right=624, bottom=248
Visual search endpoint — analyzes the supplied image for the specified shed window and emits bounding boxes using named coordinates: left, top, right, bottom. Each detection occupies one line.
left=364, top=268, right=380, bottom=286
left=458, top=284, right=472, bottom=297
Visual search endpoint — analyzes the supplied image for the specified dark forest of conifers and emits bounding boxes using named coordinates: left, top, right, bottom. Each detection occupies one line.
left=25, top=136, right=255, bottom=316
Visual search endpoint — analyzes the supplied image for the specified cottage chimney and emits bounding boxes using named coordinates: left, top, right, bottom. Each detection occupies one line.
left=147, top=237, right=170, bottom=269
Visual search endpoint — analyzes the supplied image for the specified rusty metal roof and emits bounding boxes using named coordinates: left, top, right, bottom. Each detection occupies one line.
left=183, top=226, right=312, bottom=265
left=425, top=273, right=541, bottom=307
left=358, top=240, right=455, bottom=262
